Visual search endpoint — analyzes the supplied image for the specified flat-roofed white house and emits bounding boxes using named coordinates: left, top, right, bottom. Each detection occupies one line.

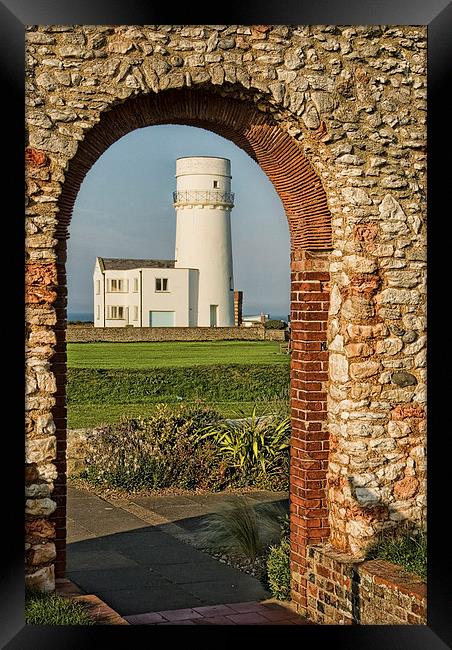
left=93, top=156, right=242, bottom=328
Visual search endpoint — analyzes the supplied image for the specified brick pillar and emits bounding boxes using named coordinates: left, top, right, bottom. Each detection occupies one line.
left=51, top=240, right=68, bottom=579
left=234, top=290, right=243, bottom=326
left=289, top=249, right=330, bottom=614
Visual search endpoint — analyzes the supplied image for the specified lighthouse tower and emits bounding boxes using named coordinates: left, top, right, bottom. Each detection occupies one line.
left=173, top=157, right=235, bottom=327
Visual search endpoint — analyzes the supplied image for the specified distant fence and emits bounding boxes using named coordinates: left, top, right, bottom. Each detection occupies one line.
left=67, top=324, right=287, bottom=343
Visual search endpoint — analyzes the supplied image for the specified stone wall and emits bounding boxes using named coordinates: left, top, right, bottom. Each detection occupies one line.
left=305, top=543, right=426, bottom=624
left=25, top=24, right=426, bottom=612
left=66, top=324, right=286, bottom=342
left=66, top=429, right=95, bottom=476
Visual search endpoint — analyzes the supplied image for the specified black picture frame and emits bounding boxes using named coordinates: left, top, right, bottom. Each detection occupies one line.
left=4, top=0, right=451, bottom=647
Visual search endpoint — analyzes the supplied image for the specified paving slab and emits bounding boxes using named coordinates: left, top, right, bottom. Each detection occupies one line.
left=93, top=585, right=205, bottom=614
left=67, top=549, right=140, bottom=572
left=181, top=578, right=268, bottom=604
left=67, top=567, right=171, bottom=592
left=152, top=560, right=246, bottom=585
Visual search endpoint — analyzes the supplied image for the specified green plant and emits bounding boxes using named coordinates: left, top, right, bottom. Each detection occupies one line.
left=84, top=418, right=166, bottom=490
left=198, top=495, right=285, bottom=561
left=84, top=404, right=227, bottom=491
left=278, top=512, right=290, bottom=540
left=25, top=591, right=94, bottom=625
left=366, top=526, right=427, bottom=581
left=200, top=406, right=290, bottom=482
left=266, top=538, right=291, bottom=600
left=264, top=320, right=287, bottom=330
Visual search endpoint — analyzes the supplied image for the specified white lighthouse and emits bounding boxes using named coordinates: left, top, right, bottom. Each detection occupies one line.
left=173, top=156, right=235, bottom=327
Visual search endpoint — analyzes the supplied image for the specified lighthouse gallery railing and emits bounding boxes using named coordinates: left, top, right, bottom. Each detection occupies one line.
left=173, top=190, right=234, bottom=207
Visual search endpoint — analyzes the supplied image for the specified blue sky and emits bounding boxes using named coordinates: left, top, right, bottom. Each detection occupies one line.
left=67, top=124, right=291, bottom=319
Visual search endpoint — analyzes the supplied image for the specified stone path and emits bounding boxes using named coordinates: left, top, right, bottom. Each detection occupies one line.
left=67, top=486, right=300, bottom=622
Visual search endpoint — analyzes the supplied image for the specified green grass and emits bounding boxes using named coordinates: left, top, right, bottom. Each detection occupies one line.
left=68, top=364, right=289, bottom=403
left=25, top=591, right=95, bottom=625
left=67, top=341, right=290, bottom=430
left=67, top=341, right=289, bottom=369
left=68, top=401, right=270, bottom=429
left=366, top=529, right=427, bottom=581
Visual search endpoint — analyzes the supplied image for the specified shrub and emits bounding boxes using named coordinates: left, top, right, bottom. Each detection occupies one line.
left=84, top=419, right=166, bottom=491
left=198, top=495, right=286, bottom=561
left=200, top=406, right=290, bottom=488
left=84, top=403, right=227, bottom=491
left=366, top=526, right=427, bottom=581
left=266, top=538, right=291, bottom=600
left=25, top=591, right=94, bottom=625
left=83, top=401, right=291, bottom=492
left=264, top=319, right=287, bottom=330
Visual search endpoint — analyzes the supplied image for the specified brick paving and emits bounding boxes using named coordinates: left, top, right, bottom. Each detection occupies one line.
left=125, top=600, right=312, bottom=625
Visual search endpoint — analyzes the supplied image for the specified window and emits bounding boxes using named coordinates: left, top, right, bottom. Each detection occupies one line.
left=213, top=180, right=218, bottom=188
left=155, top=278, right=169, bottom=292
left=109, top=306, right=124, bottom=319
left=96, top=280, right=100, bottom=295
left=133, top=277, right=139, bottom=292
left=133, top=306, right=138, bottom=321
left=110, top=279, right=123, bottom=292
left=229, top=276, right=233, bottom=291
left=96, top=305, right=100, bottom=320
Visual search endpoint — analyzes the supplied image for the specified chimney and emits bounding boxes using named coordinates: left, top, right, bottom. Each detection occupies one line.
left=234, top=290, right=243, bottom=326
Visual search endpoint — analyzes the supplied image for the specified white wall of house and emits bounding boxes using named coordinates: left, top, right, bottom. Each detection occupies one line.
left=93, top=260, right=105, bottom=327
left=94, top=263, right=192, bottom=327
left=141, top=267, right=190, bottom=327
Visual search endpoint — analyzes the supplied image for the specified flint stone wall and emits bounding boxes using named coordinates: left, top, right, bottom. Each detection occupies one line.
left=66, top=324, right=286, bottom=342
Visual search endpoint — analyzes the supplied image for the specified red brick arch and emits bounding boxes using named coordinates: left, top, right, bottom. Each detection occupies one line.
left=56, top=89, right=332, bottom=250
left=52, top=86, right=332, bottom=613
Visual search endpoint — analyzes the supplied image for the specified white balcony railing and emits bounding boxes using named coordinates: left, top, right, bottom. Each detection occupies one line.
left=173, top=190, right=234, bottom=208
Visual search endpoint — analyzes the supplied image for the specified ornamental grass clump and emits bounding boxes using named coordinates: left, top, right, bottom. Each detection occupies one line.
left=198, top=495, right=286, bottom=561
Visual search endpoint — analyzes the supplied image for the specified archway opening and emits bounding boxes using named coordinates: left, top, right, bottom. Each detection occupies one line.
left=51, top=87, right=332, bottom=614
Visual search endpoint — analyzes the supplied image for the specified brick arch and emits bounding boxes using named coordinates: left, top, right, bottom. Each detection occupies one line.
left=57, top=88, right=332, bottom=250
left=49, top=86, right=332, bottom=615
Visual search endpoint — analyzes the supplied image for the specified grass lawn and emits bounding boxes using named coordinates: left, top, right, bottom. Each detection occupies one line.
left=67, top=341, right=290, bottom=429
left=67, top=341, right=289, bottom=369
left=67, top=400, right=275, bottom=429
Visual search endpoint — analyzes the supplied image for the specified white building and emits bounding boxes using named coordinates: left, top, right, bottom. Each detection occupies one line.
left=93, top=156, right=238, bottom=328
left=241, top=313, right=269, bottom=327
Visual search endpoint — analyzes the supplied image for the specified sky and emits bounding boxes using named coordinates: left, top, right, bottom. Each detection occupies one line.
left=67, top=124, right=291, bottom=319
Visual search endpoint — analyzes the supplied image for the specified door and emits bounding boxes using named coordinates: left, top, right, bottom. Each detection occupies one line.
left=149, top=311, right=175, bottom=327
left=210, top=305, right=218, bottom=327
